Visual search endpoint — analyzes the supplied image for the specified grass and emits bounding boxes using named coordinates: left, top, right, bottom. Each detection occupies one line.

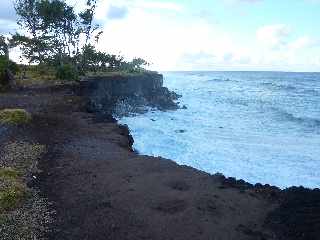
left=0, top=168, right=20, bottom=179
left=85, top=70, right=156, bottom=78
left=12, top=65, right=155, bottom=87
left=15, top=65, right=71, bottom=87
left=0, top=141, right=50, bottom=239
left=0, top=109, right=31, bottom=125
left=0, top=168, right=27, bottom=213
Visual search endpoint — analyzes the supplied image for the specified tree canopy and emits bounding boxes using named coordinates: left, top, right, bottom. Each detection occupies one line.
left=1, top=0, right=150, bottom=82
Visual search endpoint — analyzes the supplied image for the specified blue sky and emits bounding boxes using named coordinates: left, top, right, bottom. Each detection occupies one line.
left=1, top=0, right=320, bottom=71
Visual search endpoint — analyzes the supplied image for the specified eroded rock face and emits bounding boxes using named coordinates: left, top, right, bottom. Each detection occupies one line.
left=81, top=72, right=180, bottom=116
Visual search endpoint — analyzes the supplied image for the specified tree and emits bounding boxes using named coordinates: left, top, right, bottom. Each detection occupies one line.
left=0, top=35, right=9, bottom=59
left=0, top=36, right=18, bottom=88
left=14, top=0, right=46, bottom=63
left=35, top=0, right=79, bottom=64
left=127, top=58, right=149, bottom=72
left=11, top=0, right=150, bottom=77
left=79, top=0, right=101, bottom=45
left=79, top=0, right=103, bottom=72
left=13, top=0, right=104, bottom=75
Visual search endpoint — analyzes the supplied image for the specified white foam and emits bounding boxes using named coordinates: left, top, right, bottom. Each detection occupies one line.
left=119, top=72, right=320, bottom=189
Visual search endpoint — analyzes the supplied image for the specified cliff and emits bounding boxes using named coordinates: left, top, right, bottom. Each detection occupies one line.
left=1, top=83, right=319, bottom=240
left=81, top=72, right=180, bottom=117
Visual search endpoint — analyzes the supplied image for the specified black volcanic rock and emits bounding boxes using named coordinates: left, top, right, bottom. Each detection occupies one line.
left=81, top=72, right=180, bottom=116
left=266, top=187, right=320, bottom=240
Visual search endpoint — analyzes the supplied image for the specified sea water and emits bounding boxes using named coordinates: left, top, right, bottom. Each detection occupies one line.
left=118, top=71, right=320, bottom=189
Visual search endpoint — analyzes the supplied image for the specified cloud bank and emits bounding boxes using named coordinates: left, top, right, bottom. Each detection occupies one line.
left=1, top=0, right=319, bottom=71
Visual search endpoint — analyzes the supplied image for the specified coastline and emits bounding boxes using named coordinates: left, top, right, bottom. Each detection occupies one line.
left=0, top=80, right=319, bottom=239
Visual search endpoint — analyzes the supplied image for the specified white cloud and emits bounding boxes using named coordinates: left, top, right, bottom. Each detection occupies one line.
left=288, top=36, right=319, bottom=50
left=256, top=24, right=291, bottom=49
left=94, top=2, right=198, bottom=67
left=5, top=0, right=320, bottom=71
left=95, top=0, right=320, bottom=72
left=95, top=0, right=257, bottom=70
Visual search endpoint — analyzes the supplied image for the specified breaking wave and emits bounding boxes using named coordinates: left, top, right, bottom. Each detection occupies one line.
left=119, top=71, right=320, bottom=189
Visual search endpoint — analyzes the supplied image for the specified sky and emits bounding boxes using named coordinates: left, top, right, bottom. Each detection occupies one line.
left=1, top=0, right=320, bottom=71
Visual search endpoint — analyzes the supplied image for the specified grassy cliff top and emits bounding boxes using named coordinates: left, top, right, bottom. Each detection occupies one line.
left=84, top=70, right=160, bottom=78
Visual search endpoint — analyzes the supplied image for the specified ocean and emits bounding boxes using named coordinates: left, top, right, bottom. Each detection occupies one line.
left=118, top=71, right=320, bottom=189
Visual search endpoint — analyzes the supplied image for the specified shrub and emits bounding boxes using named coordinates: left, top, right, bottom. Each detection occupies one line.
left=0, top=109, right=32, bottom=125
left=0, top=56, right=7, bottom=85
left=0, top=167, right=27, bottom=212
left=37, top=64, right=49, bottom=75
left=0, top=56, right=19, bottom=86
left=7, top=60, right=19, bottom=75
left=55, top=64, right=79, bottom=81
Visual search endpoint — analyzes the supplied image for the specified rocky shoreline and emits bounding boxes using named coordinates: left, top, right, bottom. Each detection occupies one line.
left=0, top=73, right=319, bottom=239
left=78, top=72, right=320, bottom=239
left=81, top=72, right=181, bottom=117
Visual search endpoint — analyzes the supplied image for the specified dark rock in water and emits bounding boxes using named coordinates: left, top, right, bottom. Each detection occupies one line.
left=175, top=129, right=186, bottom=133
left=182, top=105, right=187, bottom=109
left=118, top=124, right=134, bottom=151
left=81, top=72, right=180, bottom=117
left=147, top=87, right=180, bottom=111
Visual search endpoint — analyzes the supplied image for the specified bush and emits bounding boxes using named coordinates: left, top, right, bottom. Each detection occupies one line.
left=0, top=56, right=7, bottom=85
left=7, top=60, right=19, bottom=75
left=37, top=64, right=49, bottom=75
left=0, top=56, right=19, bottom=86
left=0, top=109, right=32, bottom=125
left=55, top=64, right=79, bottom=81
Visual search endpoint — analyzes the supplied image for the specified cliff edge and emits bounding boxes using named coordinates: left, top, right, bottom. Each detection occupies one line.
left=81, top=72, right=181, bottom=117
left=1, top=75, right=319, bottom=240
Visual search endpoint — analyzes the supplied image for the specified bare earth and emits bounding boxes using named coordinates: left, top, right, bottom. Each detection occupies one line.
left=1, top=85, right=319, bottom=240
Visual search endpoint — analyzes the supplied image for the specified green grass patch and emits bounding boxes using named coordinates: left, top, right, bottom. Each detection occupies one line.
left=0, top=109, right=31, bottom=125
left=15, top=65, right=59, bottom=86
left=0, top=168, right=27, bottom=213
left=85, top=70, right=157, bottom=78
left=0, top=167, right=20, bottom=179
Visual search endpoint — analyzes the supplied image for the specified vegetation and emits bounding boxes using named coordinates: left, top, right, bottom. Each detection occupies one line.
left=0, top=141, right=49, bottom=239
left=0, top=0, right=151, bottom=87
left=0, top=1, right=152, bottom=236
left=56, top=63, right=79, bottom=81
left=0, top=54, right=19, bottom=88
left=0, top=109, right=32, bottom=125
left=0, top=168, right=27, bottom=212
